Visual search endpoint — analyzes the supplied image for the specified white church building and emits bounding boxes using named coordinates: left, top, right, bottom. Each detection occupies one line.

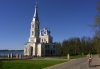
left=24, top=3, right=58, bottom=57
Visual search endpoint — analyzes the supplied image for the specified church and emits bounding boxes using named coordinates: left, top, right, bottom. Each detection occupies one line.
left=24, top=3, right=58, bottom=57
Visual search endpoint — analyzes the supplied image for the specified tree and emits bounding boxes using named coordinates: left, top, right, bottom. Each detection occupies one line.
left=57, top=42, right=62, bottom=56
left=62, top=40, right=68, bottom=55
left=91, top=0, right=100, bottom=54
left=75, top=37, right=81, bottom=55
left=80, top=36, right=86, bottom=54
left=94, top=1, right=100, bottom=38
left=54, top=42, right=62, bottom=56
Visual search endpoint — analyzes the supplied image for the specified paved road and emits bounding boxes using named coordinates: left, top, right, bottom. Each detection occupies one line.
left=43, top=55, right=100, bottom=69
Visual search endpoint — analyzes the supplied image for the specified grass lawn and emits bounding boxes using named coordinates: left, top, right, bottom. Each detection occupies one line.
left=1, top=60, right=67, bottom=69
left=44, top=55, right=86, bottom=59
left=70, top=55, right=86, bottom=59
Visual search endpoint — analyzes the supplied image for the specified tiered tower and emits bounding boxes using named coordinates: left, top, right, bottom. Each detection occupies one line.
left=29, top=2, right=40, bottom=43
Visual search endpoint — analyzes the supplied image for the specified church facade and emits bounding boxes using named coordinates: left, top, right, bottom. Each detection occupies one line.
left=24, top=3, right=58, bottom=57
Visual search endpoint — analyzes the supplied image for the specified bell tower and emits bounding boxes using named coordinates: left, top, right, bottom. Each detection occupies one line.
left=29, top=1, right=40, bottom=43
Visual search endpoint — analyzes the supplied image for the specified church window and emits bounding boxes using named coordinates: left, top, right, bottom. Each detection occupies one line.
left=44, top=39, right=46, bottom=43
left=32, top=31, right=34, bottom=35
left=32, top=25, right=34, bottom=28
left=44, top=31, right=46, bottom=34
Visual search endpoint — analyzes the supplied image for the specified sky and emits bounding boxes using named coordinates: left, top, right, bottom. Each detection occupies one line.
left=0, top=0, right=97, bottom=50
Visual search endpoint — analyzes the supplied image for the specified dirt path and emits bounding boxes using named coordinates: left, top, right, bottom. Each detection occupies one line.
left=43, top=55, right=100, bottom=69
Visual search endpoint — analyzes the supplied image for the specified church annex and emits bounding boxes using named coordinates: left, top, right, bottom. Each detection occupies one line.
left=24, top=3, right=58, bottom=57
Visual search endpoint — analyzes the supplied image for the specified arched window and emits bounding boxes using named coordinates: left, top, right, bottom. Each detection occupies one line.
left=32, top=24, right=34, bottom=28
left=32, top=31, right=34, bottom=35
left=44, top=31, right=46, bottom=34
left=44, top=39, right=46, bottom=43
left=30, top=47, right=33, bottom=56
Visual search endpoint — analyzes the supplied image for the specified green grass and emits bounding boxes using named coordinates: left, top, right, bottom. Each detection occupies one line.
left=1, top=60, right=67, bottom=69
left=43, top=55, right=86, bottom=59
left=70, top=55, right=86, bottom=59
left=0, top=55, right=86, bottom=69
left=0, top=56, right=7, bottom=58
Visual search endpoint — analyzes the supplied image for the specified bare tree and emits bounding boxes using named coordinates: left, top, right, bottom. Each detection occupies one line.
left=91, top=0, right=100, bottom=54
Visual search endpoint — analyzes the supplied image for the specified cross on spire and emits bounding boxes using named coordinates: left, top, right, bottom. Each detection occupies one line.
left=32, top=0, right=39, bottom=22
left=35, top=0, right=38, bottom=8
left=36, top=1, right=38, bottom=5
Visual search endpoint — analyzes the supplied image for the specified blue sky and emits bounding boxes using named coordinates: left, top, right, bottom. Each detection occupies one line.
left=0, top=0, right=97, bottom=50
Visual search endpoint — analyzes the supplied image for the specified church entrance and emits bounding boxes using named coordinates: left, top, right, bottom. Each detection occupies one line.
left=30, top=46, right=33, bottom=56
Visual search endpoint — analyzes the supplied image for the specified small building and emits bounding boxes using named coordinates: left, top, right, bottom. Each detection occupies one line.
left=24, top=2, right=58, bottom=57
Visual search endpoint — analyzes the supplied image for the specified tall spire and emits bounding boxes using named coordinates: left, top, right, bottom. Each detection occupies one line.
left=32, top=1, right=39, bottom=22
